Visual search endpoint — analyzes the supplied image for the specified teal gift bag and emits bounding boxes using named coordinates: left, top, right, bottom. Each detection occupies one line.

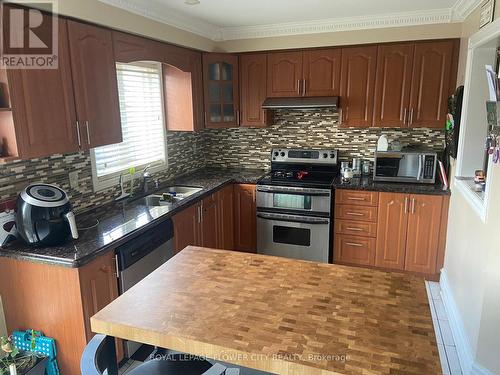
left=12, top=330, right=60, bottom=375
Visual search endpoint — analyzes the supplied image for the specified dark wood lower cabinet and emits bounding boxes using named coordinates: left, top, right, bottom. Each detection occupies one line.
left=217, top=185, right=235, bottom=250
left=233, top=184, right=257, bottom=252
left=172, top=203, right=202, bottom=253
left=201, top=194, right=219, bottom=248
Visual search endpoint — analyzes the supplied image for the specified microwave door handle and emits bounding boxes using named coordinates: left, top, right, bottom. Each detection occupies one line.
left=417, top=155, right=424, bottom=181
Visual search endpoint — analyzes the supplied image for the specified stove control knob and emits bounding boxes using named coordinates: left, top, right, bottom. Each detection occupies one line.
left=280, top=152, right=285, bottom=157
left=330, top=153, right=335, bottom=159
left=274, top=151, right=279, bottom=157
left=323, top=153, right=328, bottom=158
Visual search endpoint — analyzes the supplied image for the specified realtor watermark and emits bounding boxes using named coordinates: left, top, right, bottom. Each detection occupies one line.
left=0, top=0, right=59, bottom=69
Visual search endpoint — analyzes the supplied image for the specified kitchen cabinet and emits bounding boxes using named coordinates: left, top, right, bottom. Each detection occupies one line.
left=409, top=40, right=457, bottom=128
left=375, top=192, right=408, bottom=270
left=172, top=203, right=202, bottom=253
left=373, top=43, right=414, bottom=128
left=79, top=252, right=124, bottom=362
left=0, top=250, right=121, bottom=374
left=233, top=184, right=257, bottom=252
left=67, top=20, right=122, bottom=148
left=240, top=53, right=273, bottom=127
left=267, top=49, right=341, bottom=98
left=203, top=53, right=240, bottom=128
left=216, top=185, right=235, bottom=250
left=201, top=194, right=219, bottom=248
left=405, top=194, right=443, bottom=273
left=1, top=15, right=79, bottom=159
left=340, top=46, right=378, bottom=127
left=302, top=49, right=341, bottom=96
left=375, top=192, right=444, bottom=274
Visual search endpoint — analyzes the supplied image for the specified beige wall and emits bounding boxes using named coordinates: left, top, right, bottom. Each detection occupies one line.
left=217, top=23, right=462, bottom=52
left=32, top=0, right=216, bottom=51
left=443, top=3, right=500, bottom=373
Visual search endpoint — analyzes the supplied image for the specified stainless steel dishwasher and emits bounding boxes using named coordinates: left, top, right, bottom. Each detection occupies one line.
left=116, top=218, right=174, bottom=358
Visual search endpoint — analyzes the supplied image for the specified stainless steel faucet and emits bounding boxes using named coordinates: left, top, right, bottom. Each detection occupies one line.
left=140, top=164, right=152, bottom=194
left=115, top=172, right=130, bottom=201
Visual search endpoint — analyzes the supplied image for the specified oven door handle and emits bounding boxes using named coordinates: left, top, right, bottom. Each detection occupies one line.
left=256, top=188, right=330, bottom=197
left=257, top=214, right=330, bottom=225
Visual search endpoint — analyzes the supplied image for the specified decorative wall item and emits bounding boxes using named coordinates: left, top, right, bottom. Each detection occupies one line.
left=480, top=0, right=495, bottom=28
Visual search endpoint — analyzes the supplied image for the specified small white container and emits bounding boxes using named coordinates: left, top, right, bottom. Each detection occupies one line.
left=377, top=135, right=389, bottom=151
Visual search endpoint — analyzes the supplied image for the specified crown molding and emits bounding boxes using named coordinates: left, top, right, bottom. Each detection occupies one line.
left=98, top=0, right=481, bottom=42
left=221, top=9, right=455, bottom=41
left=451, top=0, right=483, bottom=21
left=97, top=0, right=222, bottom=40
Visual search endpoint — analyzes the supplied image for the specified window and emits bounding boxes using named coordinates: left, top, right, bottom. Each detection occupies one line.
left=91, top=61, right=167, bottom=190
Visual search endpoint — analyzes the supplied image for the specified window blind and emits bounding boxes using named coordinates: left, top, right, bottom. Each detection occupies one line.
left=94, top=62, right=166, bottom=178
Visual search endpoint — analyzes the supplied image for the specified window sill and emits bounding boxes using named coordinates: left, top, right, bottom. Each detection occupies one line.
left=454, top=177, right=487, bottom=223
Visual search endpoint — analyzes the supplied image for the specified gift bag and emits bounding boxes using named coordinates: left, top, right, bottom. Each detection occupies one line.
left=12, top=330, right=60, bottom=375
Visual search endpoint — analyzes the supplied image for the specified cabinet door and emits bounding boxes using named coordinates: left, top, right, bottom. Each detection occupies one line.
left=79, top=252, right=123, bottom=362
left=240, top=53, right=272, bottom=127
left=203, top=53, right=239, bottom=128
left=373, top=43, right=414, bottom=128
left=405, top=195, right=443, bottom=274
left=201, top=195, right=219, bottom=248
left=409, top=40, right=456, bottom=128
left=172, top=204, right=201, bottom=253
left=266, top=51, right=303, bottom=97
left=67, top=20, right=122, bottom=148
left=340, top=46, right=377, bottom=127
left=7, top=18, right=79, bottom=158
left=375, top=193, right=409, bottom=270
left=303, top=49, right=341, bottom=97
left=216, top=185, right=235, bottom=250
left=233, top=184, right=257, bottom=252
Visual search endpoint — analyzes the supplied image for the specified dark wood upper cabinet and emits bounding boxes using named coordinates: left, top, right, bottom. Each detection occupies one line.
left=303, top=49, right=341, bottom=97
left=409, top=40, right=457, bottom=128
left=267, top=51, right=303, bottom=97
left=240, top=53, right=272, bottom=127
left=203, top=53, right=239, bottom=128
left=373, top=43, right=414, bottom=127
left=5, top=18, right=79, bottom=158
left=340, top=46, right=378, bottom=127
left=67, top=20, right=122, bottom=148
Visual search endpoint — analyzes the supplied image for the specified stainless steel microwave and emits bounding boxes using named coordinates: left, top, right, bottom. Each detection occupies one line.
left=373, top=151, right=438, bottom=184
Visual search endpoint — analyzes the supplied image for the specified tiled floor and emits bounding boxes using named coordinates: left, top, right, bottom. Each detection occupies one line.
left=426, top=281, right=462, bottom=375
left=119, top=282, right=461, bottom=375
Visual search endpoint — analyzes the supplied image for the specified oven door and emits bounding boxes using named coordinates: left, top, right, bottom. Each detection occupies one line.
left=256, top=211, right=330, bottom=263
left=256, top=185, right=331, bottom=215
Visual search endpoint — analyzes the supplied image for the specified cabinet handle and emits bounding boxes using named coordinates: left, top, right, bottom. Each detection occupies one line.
left=297, top=79, right=301, bottom=95
left=204, top=111, right=207, bottom=125
left=409, top=108, right=414, bottom=126
left=75, top=121, right=81, bottom=147
left=346, top=212, right=364, bottom=216
left=346, top=227, right=363, bottom=231
left=338, top=108, right=343, bottom=125
left=346, top=242, right=363, bottom=247
left=85, top=120, right=91, bottom=145
left=198, top=205, right=202, bottom=223
left=403, top=108, right=408, bottom=125
left=302, top=79, right=306, bottom=96
left=411, top=198, right=416, bottom=214
left=114, top=255, right=119, bottom=278
left=404, top=197, right=409, bottom=214
left=236, top=109, right=240, bottom=125
left=347, top=197, right=364, bottom=201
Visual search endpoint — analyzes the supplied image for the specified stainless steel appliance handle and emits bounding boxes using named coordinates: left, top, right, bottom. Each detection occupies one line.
left=417, top=154, right=424, bottom=181
left=257, top=213, right=329, bottom=225
left=64, top=211, right=79, bottom=240
left=257, top=186, right=331, bottom=196
left=75, top=121, right=81, bottom=147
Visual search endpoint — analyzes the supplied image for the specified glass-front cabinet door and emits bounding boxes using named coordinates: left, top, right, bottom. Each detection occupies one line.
left=203, top=53, right=239, bottom=128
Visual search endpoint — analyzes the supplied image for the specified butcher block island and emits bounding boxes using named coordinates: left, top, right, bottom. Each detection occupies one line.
left=91, top=246, right=440, bottom=375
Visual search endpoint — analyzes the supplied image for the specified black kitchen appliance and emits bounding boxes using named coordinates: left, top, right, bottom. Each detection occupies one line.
left=16, top=183, right=79, bottom=246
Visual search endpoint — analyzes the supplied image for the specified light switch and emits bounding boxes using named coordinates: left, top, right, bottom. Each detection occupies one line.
left=69, top=171, right=79, bottom=189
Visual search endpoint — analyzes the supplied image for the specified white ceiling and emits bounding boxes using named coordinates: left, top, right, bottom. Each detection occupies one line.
left=99, top=0, right=482, bottom=41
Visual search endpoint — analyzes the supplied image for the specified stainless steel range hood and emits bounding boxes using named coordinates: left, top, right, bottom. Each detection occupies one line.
left=261, top=96, right=339, bottom=110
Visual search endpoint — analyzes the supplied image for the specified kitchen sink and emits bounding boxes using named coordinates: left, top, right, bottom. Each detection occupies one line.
left=134, top=186, right=203, bottom=207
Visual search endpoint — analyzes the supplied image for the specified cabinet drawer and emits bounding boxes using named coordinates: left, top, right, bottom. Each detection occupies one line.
left=334, top=235, right=376, bottom=266
left=336, top=190, right=379, bottom=206
left=335, top=204, right=378, bottom=222
left=335, top=220, right=377, bottom=237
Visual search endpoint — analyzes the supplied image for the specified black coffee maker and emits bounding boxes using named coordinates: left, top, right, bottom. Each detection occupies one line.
left=16, top=183, right=79, bottom=246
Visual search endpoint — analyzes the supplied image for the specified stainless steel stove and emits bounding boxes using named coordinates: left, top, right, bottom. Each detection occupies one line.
left=256, top=148, right=339, bottom=263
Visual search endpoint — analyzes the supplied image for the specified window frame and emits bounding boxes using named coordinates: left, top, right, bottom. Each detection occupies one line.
left=90, top=61, right=168, bottom=192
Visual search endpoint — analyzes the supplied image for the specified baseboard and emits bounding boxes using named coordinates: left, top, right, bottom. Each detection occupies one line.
left=440, top=270, right=493, bottom=375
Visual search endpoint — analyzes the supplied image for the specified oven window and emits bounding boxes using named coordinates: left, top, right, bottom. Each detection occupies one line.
left=273, top=225, right=311, bottom=246
left=273, top=194, right=312, bottom=210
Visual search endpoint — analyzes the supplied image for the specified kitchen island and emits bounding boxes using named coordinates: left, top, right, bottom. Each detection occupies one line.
left=92, top=246, right=441, bottom=375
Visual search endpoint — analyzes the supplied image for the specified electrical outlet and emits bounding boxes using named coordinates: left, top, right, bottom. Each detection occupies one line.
left=69, top=171, right=79, bottom=190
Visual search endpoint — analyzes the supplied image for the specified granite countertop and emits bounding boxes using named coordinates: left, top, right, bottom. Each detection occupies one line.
left=333, top=175, right=451, bottom=196
left=0, top=168, right=266, bottom=268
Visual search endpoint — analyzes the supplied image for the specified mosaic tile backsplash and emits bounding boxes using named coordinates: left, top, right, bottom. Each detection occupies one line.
left=0, top=109, right=445, bottom=212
